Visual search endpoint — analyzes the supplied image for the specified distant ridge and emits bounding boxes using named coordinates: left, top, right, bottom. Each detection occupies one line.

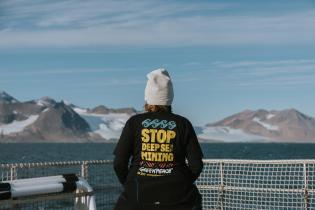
left=199, top=109, right=315, bottom=142
left=0, top=91, right=137, bottom=142
left=1, top=91, right=315, bottom=143
left=0, top=91, right=19, bottom=103
left=88, top=105, right=137, bottom=115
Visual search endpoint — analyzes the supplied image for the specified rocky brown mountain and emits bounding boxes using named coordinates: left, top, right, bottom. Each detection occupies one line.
left=0, top=91, right=136, bottom=142
left=23, top=102, right=91, bottom=141
left=0, top=91, right=19, bottom=103
left=206, top=109, right=315, bottom=141
left=2, top=91, right=315, bottom=142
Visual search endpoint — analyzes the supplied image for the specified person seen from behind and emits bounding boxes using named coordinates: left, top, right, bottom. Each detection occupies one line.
left=113, top=68, right=204, bottom=210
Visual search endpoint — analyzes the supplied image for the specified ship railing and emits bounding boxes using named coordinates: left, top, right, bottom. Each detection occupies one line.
left=1, top=159, right=315, bottom=209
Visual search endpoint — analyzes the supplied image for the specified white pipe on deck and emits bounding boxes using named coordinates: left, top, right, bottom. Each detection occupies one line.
left=4, top=175, right=65, bottom=184
left=7, top=176, right=67, bottom=187
left=1, top=175, right=97, bottom=210
left=11, top=183, right=64, bottom=197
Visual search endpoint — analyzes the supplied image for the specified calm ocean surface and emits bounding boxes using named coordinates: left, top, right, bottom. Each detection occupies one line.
left=1, top=143, right=315, bottom=164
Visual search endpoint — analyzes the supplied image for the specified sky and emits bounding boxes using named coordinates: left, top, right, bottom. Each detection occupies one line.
left=1, top=0, right=315, bottom=126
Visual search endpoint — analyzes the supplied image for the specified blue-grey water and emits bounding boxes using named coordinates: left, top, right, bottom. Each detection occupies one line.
left=1, top=143, right=315, bottom=164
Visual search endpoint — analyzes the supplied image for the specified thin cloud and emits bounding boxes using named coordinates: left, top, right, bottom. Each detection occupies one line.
left=212, top=59, right=315, bottom=77
left=67, top=78, right=146, bottom=88
left=0, top=1, right=230, bottom=29
left=213, top=59, right=315, bottom=69
left=213, top=59, right=315, bottom=87
left=177, top=59, right=315, bottom=88
left=1, top=1, right=315, bottom=48
left=0, top=68, right=136, bottom=77
left=238, top=74, right=315, bottom=87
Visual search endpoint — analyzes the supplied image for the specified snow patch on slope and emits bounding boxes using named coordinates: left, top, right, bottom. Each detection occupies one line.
left=0, top=115, right=39, bottom=135
left=267, top=114, right=275, bottom=119
left=73, top=107, right=89, bottom=114
left=253, top=117, right=278, bottom=131
left=75, top=108, right=131, bottom=140
left=198, top=126, right=268, bottom=142
left=36, top=100, right=46, bottom=106
left=36, top=97, right=56, bottom=107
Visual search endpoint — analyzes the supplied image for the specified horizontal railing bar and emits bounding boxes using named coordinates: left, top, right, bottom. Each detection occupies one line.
left=197, top=184, right=315, bottom=193
left=0, top=160, right=113, bottom=169
left=202, top=159, right=315, bottom=164
left=3, top=159, right=315, bottom=169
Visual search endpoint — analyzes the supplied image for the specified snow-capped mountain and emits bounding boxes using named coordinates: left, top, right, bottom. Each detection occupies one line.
left=199, top=109, right=315, bottom=142
left=24, top=102, right=92, bottom=141
left=197, top=126, right=269, bottom=142
left=35, top=97, right=57, bottom=107
left=2, top=91, right=315, bottom=142
left=0, top=91, right=19, bottom=103
left=0, top=91, right=137, bottom=142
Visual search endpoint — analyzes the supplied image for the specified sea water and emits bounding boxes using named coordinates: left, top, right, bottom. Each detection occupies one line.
left=1, top=143, right=315, bottom=164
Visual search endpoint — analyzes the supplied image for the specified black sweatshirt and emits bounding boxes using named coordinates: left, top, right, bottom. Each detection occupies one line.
left=113, top=111, right=203, bottom=205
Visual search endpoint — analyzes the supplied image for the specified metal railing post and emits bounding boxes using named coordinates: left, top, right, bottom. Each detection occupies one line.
left=81, top=161, right=89, bottom=180
left=219, top=162, right=225, bottom=210
left=10, top=166, right=18, bottom=209
left=10, top=166, right=17, bottom=181
left=303, top=162, right=309, bottom=210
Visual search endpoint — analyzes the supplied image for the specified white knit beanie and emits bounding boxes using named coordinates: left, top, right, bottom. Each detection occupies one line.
left=144, top=68, right=174, bottom=106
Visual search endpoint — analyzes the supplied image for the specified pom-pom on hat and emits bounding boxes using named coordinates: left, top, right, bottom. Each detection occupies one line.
left=144, top=68, right=174, bottom=106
